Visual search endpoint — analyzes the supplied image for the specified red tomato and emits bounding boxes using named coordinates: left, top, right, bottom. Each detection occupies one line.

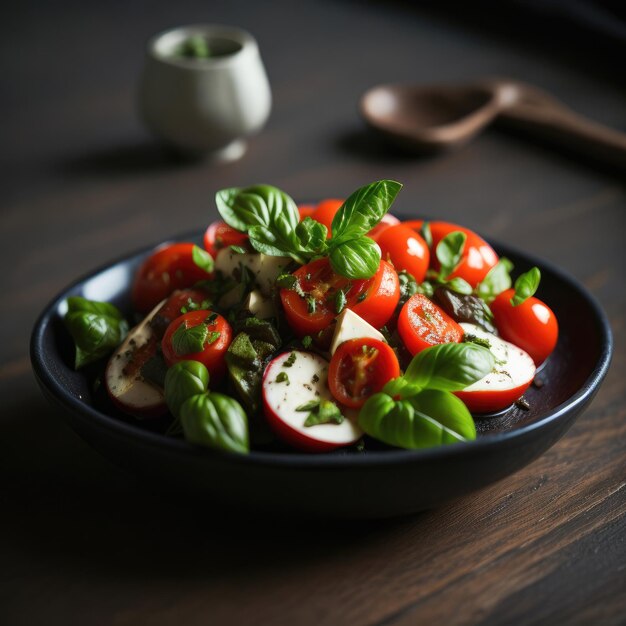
left=298, top=204, right=316, bottom=220
left=162, top=310, right=232, bottom=382
left=376, top=224, right=430, bottom=282
left=203, top=220, right=249, bottom=257
left=310, top=199, right=344, bottom=237
left=398, top=294, right=463, bottom=355
left=490, top=289, right=558, bottom=366
left=403, top=220, right=499, bottom=287
left=280, top=258, right=400, bottom=337
left=132, top=243, right=214, bottom=314
left=367, top=213, right=401, bottom=241
left=329, top=338, right=400, bottom=408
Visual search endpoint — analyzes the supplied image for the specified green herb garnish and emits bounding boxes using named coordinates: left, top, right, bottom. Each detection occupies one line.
left=172, top=322, right=209, bottom=356
left=275, top=372, right=289, bottom=384
left=511, top=267, right=541, bottom=306
left=283, top=352, right=297, bottom=367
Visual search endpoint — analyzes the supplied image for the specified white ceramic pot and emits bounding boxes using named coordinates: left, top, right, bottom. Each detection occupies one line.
left=138, top=24, right=272, bottom=161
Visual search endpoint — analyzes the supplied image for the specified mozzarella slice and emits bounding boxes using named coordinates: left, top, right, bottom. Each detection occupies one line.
left=330, top=309, right=386, bottom=355
left=244, top=289, right=275, bottom=319
left=263, top=351, right=363, bottom=447
left=459, top=323, right=535, bottom=391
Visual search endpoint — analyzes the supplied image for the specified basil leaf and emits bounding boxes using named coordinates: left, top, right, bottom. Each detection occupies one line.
left=403, top=342, right=495, bottom=392
left=419, top=222, right=433, bottom=248
left=446, top=277, right=473, bottom=295
left=180, top=392, right=249, bottom=454
left=511, top=267, right=541, bottom=306
left=436, top=231, right=466, bottom=279
left=331, top=180, right=402, bottom=242
left=172, top=322, right=208, bottom=355
left=216, top=184, right=299, bottom=233
left=358, top=389, right=475, bottom=449
left=329, top=236, right=381, bottom=279
left=229, top=245, right=247, bottom=254
left=476, top=258, right=514, bottom=303
left=295, top=217, right=328, bottom=251
left=247, top=223, right=303, bottom=263
left=192, top=245, right=214, bottom=273
left=64, top=297, right=128, bottom=369
left=164, top=360, right=210, bottom=419
left=433, top=287, right=497, bottom=334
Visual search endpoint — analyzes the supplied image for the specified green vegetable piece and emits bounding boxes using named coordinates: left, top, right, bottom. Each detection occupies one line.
left=304, top=400, right=344, bottom=427
left=399, top=342, right=495, bottom=393
left=476, top=258, right=514, bottom=303
left=275, top=372, right=289, bottom=384
left=172, top=322, right=209, bottom=356
left=296, top=400, right=320, bottom=412
left=192, top=245, right=214, bottom=273
left=164, top=360, right=210, bottom=419
left=436, top=231, right=467, bottom=279
left=180, top=392, right=249, bottom=454
left=358, top=389, right=475, bottom=450
left=511, top=267, right=541, bottom=306
left=463, top=333, right=492, bottom=350
left=64, top=296, right=128, bottom=369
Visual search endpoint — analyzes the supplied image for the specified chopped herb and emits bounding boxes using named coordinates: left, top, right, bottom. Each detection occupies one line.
left=311, top=373, right=319, bottom=383
left=335, top=289, right=347, bottom=314
left=191, top=245, right=214, bottom=273
left=283, top=352, right=297, bottom=367
left=302, top=335, right=313, bottom=349
left=296, top=400, right=320, bottom=412
left=357, top=292, right=367, bottom=303
left=275, top=372, right=289, bottom=384
left=306, top=296, right=317, bottom=314
left=171, top=322, right=208, bottom=356
left=206, top=331, right=221, bottom=345
left=304, top=400, right=344, bottom=427
left=230, top=245, right=247, bottom=254
left=463, top=333, right=491, bottom=349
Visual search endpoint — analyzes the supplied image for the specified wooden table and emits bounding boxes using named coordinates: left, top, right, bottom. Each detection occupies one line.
left=2, top=2, right=624, bottom=624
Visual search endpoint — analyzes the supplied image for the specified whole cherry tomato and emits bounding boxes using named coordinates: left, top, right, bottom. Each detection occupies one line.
left=398, top=294, right=463, bottom=355
left=162, top=310, right=232, bottom=382
left=280, top=258, right=399, bottom=337
left=132, top=243, right=214, bottom=314
left=203, top=220, right=249, bottom=257
left=403, top=220, right=499, bottom=287
left=367, top=214, right=401, bottom=241
left=376, top=224, right=430, bottom=282
left=329, top=338, right=400, bottom=408
left=490, top=288, right=558, bottom=365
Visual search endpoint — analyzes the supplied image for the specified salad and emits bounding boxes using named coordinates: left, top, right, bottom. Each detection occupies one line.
left=63, top=180, right=558, bottom=454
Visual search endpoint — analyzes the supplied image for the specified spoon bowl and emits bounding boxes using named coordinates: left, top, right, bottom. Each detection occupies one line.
left=361, top=79, right=626, bottom=168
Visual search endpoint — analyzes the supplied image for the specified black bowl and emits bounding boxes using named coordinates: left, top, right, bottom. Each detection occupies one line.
left=30, top=229, right=612, bottom=518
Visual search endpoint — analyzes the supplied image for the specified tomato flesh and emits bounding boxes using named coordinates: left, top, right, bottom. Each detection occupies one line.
left=377, top=224, right=430, bottom=282
left=490, top=289, right=558, bottom=366
left=203, top=221, right=249, bottom=257
left=132, top=243, right=214, bottom=314
left=403, top=220, right=499, bottom=287
left=329, top=338, right=400, bottom=408
left=398, top=294, right=463, bottom=355
left=162, top=310, right=232, bottom=382
left=279, top=258, right=399, bottom=337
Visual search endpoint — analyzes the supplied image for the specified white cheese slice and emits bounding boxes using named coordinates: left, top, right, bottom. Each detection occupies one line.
left=244, top=289, right=275, bottom=319
left=214, top=249, right=290, bottom=296
left=330, top=308, right=386, bottom=355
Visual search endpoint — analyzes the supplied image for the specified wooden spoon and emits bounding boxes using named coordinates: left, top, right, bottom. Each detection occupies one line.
left=360, top=79, right=626, bottom=169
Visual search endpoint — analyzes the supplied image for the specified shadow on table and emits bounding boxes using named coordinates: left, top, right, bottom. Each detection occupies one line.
left=56, top=141, right=208, bottom=179
left=1, top=384, right=425, bottom=583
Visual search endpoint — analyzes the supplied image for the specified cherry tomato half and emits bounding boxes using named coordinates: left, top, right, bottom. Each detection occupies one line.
left=376, top=224, right=430, bottom=282
left=132, top=243, right=214, bottom=314
left=203, top=220, right=250, bottom=258
left=329, top=338, right=400, bottom=408
left=280, top=258, right=400, bottom=337
left=162, top=310, right=232, bottom=382
left=490, top=289, right=558, bottom=366
left=403, top=220, right=499, bottom=287
left=398, top=294, right=463, bottom=355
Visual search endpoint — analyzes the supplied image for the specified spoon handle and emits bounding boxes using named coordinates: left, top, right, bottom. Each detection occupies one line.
left=497, top=86, right=626, bottom=170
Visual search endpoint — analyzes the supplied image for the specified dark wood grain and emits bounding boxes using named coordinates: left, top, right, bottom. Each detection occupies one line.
left=2, top=1, right=625, bottom=625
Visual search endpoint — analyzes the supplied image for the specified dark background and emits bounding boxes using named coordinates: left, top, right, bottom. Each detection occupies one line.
left=2, top=2, right=625, bottom=625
